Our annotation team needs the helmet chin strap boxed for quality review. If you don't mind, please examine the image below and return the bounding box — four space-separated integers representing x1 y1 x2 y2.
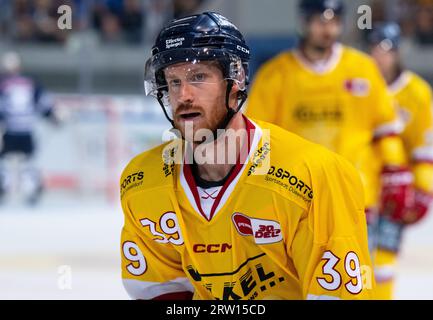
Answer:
212 80 235 140
209 80 248 141
156 80 248 142
157 91 175 128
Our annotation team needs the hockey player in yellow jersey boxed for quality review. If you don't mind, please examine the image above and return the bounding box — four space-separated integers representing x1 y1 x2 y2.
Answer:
368 22 433 300
120 12 374 300
246 0 411 257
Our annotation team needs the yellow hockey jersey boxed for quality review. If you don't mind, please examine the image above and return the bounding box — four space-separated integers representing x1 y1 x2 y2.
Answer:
120 117 375 300
246 43 407 207
389 71 433 193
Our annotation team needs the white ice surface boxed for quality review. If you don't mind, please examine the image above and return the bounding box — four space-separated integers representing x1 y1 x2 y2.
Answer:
1 195 432 300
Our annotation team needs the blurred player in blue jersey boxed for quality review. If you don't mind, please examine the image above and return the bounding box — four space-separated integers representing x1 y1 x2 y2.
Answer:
0 51 57 205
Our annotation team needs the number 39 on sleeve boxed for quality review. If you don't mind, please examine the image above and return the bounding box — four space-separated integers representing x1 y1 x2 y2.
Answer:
316 250 363 294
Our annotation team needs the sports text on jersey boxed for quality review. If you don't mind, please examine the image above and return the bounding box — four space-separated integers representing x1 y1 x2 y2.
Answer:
120 171 144 198
265 166 313 201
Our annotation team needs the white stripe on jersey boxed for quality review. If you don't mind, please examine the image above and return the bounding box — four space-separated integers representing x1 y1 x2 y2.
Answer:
293 43 343 75
374 264 396 283
373 118 405 139
307 294 341 300
413 145 433 162
388 71 411 95
122 277 194 300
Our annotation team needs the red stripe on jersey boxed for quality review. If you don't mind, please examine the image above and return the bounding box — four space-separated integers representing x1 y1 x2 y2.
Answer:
412 159 433 165
183 156 207 219
151 291 193 300
372 132 399 142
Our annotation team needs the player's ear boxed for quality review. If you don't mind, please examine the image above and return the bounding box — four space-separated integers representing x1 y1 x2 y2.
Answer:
229 81 241 102
228 82 247 111
230 81 241 93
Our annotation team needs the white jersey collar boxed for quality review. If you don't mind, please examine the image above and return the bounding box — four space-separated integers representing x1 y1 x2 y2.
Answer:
388 71 411 95
293 43 343 75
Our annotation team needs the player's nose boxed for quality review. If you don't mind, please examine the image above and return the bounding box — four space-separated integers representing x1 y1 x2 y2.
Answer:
177 82 194 104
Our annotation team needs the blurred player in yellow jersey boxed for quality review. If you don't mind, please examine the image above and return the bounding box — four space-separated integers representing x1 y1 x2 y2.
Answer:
246 0 411 258
120 12 374 300
368 22 433 299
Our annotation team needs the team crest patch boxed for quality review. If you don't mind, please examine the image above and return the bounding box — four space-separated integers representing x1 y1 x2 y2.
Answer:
232 213 283 244
344 78 370 97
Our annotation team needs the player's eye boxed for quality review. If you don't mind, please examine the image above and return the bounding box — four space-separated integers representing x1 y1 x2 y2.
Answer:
168 79 181 88
190 73 207 82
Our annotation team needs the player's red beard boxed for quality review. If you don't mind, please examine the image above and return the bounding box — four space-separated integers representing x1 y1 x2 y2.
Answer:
173 101 227 145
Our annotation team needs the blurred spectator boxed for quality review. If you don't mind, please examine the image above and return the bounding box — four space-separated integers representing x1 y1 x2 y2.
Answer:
0 0 208 45
100 12 122 43
120 0 144 44
33 0 65 43
143 0 174 43
173 0 205 18
10 0 74 43
13 0 35 41
369 0 433 45
91 1 113 36
92 0 144 44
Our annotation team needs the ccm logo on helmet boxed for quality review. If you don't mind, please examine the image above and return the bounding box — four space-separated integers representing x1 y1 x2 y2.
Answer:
237 45 250 54
193 243 232 253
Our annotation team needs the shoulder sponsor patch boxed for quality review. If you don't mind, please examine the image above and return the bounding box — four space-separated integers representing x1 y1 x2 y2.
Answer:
344 78 370 97
232 212 282 245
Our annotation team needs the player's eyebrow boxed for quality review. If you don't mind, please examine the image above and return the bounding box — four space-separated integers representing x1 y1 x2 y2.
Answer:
165 66 215 79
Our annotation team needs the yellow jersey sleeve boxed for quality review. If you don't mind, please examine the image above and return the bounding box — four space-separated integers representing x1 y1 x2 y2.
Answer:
412 86 432 153
290 151 375 299
405 75 433 157
120 161 193 300
367 60 408 167
369 63 397 129
403 75 433 192
412 162 433 193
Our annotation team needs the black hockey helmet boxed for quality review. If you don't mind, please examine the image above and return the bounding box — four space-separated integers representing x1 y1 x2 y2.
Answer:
299 0 345 18
368 22 401 51
144 12 251 127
